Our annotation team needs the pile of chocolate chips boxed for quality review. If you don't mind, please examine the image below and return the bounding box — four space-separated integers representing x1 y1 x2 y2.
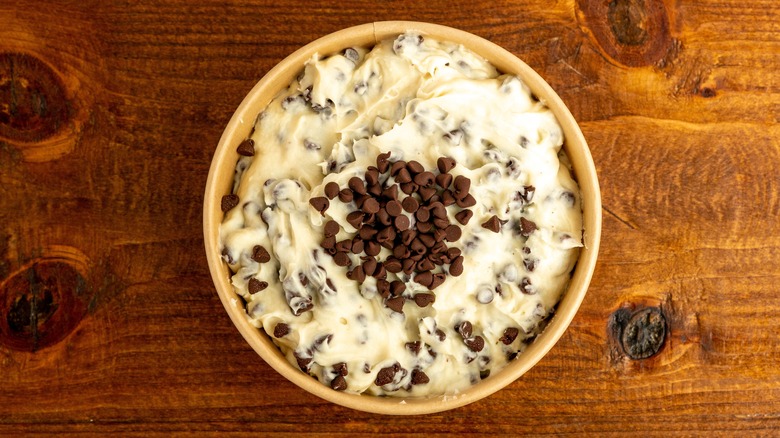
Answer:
309 153 474 314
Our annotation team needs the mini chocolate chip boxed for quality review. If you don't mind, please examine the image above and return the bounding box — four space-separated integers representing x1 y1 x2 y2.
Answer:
385 296 405 313
390 280 406 297
520 277 534 294
251 245 271 263
406 341 421 354
402 197 419 213
373 263 387 280
429 202 446 219
334 362 348 376
365 167 380 186
449 256 464 276
338 188 354 203
376 152 392 173
444 224 462 242
362 198 380 214
433 228 447 243
330 375 347 391
416 258 435 271
335 239 352 253
376 227 395 244
299 273 309 287
324 182 340 199
295 353 312 371
390 160 407 176
447 247 462 259
368 182 382 196
456 193 477 208
456 321 473 338
465 335 485 352
221 194 240 212
324 220 340 238
414 271 433 288
346 211 364 229
309 196 329 214
417 221 433 233
431 241 447 254
418 233 435 248
320 236 336 250
437 156 456 174
414 293 435 307
411 369 430 385
523 258 537 272
351 238 365 254
441 190 456 206
406 160 424 175
500 327 520 345
351 265 366 283
436 329 447 341
384 258 403 273
455 209 473 225
418 186 436 202
393 244 411 260
453 175 471 197
385 200 403 216
273 322 289 338
376 279 390 297
519 217 537 236
481 215 501 233
375 364 399 386
410 238 427 255
432 218 448 229
358 225 378 240
376 208 392 226
435 173 453 189
402 258 416 274
395 167 412 183
354 193 368 209
248 278 268 293
394 215 410 231
236 139 255 156
348 177 367 195
415 207 431 222
413 171 435 187
333 251 351 267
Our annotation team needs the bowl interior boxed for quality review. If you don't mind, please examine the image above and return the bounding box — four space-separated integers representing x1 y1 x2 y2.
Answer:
204 21 601 415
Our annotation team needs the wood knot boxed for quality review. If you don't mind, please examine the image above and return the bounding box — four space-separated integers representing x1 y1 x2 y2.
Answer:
609 306 667 360
0 258 90 351
0 53 71 143
576 0 675 67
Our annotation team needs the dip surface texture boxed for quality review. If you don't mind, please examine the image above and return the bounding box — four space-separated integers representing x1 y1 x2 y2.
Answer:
219 33 583 396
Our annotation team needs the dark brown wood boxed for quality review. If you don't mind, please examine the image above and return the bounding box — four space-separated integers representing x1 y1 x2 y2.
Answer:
1 0 779 434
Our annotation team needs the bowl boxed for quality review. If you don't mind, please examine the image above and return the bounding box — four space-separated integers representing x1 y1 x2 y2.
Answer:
204 21 601 415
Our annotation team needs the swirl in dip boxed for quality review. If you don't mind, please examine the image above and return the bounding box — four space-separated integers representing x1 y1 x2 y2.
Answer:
219 32 583 396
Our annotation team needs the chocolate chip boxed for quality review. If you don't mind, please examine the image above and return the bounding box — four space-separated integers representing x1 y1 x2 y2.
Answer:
376 227 395 245
465 335 485 352
351 238 365 254
309 196 329 214
324 220 340 238
390 280 405 297
376 151 392 173
390 160 407 176
406 160 424 175
251 245 271 263
418 186 436 202
362 257 377 276
515 185 535 204
406 341 421 354
455 209 473 225
361 197 379 214
401 196 419 213
346 211 364 229
414 271 433 288
452 175 471 198
350 265 366 283
437 157 456 174
414 293 435 307
333 251 350 267
330 375 347 391
333 362 348 376
324 182 340 199
449 256 464 276
358 225 378 240
273 322 289 338
335 239 352 253
375 364 399 386
365 240 381 256
432 217 450 229
523 258 537 272
481 215 501 233
295 353 312 371
416 258 435 271
365 167 380 187
413 171 435 187
500 327 520 345
444 224 462 242
385 296 405 313
435 329 446 341
456 193 476 208
394 215 410 231
236 138 255 156
399 182 417 195
338 188 354 203
221 194 239 212
385 200 403 217
411 369 430 385
348 177 367 195
320 236 336 250
435 173 453 189
381 184 399 201
519 217 537 236
394 167 412 183
248 278 268 293
415 207 431 222
440 190 456 206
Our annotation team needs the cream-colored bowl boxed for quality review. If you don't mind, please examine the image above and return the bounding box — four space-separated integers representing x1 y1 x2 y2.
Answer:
204 21 601 415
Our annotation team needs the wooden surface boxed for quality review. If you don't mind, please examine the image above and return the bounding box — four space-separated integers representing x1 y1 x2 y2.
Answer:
1 0 779 435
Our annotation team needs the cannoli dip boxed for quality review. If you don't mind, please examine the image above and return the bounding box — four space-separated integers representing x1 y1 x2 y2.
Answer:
219 32 583 397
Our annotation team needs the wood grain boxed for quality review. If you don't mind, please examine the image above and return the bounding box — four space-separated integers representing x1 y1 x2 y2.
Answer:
1 0 779 435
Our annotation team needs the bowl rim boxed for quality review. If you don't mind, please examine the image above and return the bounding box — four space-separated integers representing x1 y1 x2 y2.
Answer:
204 20 602 415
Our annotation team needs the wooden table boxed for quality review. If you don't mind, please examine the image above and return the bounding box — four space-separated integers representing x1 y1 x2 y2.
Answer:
2 0 779 435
